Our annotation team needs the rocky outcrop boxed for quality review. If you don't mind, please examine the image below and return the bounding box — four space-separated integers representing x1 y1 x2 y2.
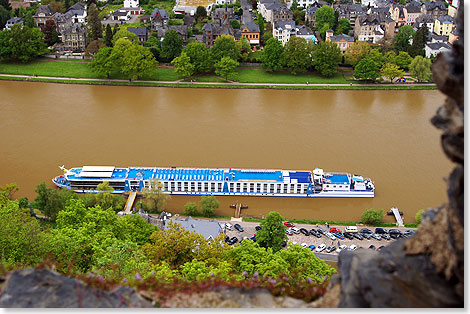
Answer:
0 268 153 308
326 1 464 308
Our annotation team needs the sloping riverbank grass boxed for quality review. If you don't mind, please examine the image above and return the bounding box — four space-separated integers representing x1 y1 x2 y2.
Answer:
242 217 418 228
231 69 350 84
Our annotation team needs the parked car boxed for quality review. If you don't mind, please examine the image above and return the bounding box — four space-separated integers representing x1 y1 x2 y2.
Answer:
348 244 357 251
375 227 388 234
361 228 373 234
308 244 316 251
336 245 347 253
291 227 300 234
389 229 402 235
371 233 382 240
225 223 233 230
234 224 244 232
369 245 376 250
345 226 358 233
300 228 310 236
315 244 326 252
353 233 364 240
362 233 372 240
286 228 293 236
228 237 238 245
344 232 354 240
310 229 318 236
326 232 336 240
301 243 308 248
326 245 336 253
389 229 402 239
334 232 345 240
224 235 230 243
317 227 327 235
329 227 341 233
255 225 261 231
381 233 391 240
403 229 416 237
284 221 295 227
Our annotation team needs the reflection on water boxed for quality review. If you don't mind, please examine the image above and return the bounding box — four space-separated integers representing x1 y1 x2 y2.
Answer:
0 81 453 222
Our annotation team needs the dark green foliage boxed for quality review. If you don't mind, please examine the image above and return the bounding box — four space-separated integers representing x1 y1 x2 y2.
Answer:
34 182 78 221
0 5 9 29
0 0 11 11
360 208 384 225
194 6 207 23
354 58 380 81
104 24 113 47
314 5 335 33
200 195 220 217
284 36 311 75
256 211 287 252
408 26 428 58
230 19 240 29
312 41 341 77
394 51 413 70
415 209 425 223
160 29 184 61
211 35 240 62
261 37 285 72
394 25 415 52
335 18 351 35
183 202 199 216
182 41 212 73
7 24 47 62
87 3 102 41
18 197 29 209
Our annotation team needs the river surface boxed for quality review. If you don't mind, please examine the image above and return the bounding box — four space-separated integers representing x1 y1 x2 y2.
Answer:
0 81 453 222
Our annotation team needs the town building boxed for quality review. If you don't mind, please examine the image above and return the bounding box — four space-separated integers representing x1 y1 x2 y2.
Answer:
210 7 235 25
272 20 296 46
166 216 223 240
295 25 317 43
305 2 323 28
111 10 131 21
258 0 292 23
67 2 87 24
127 26 149 44
33 4 55 28
334 4 366 28
414 14 434 34
421 1 447 19
425 41 451 58
150 8 169 31
447 0 459 18
57 24 87 52
326 30 354 53
434 15 455 36
354 14 394 43
241 21 260 45
4 17 23 30
448 28 459 45
427 32 447 43
202 21 239 47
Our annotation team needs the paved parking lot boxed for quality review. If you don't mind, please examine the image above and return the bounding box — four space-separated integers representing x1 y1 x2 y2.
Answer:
220 219 415 255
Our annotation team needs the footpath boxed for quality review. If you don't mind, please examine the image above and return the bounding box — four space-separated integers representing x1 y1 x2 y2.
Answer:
0 73 436 89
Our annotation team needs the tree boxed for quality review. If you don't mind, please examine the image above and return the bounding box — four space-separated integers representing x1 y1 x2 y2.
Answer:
171 51 195 79
256 211 287 252
160 29 184 61
354 58 380 81
0 29 11 60
214 56 239 81
24 11 34 28
0 5 9 30
200 195 220 217
369 48 384 67
104 24 113 47
141 178 170 212
394 51 413 70
394 25 415 52
312 40 341 77
183 202 198 216
0 183 19 200
95 181 114 210
84 39 106 57
335 18 351 35
182 41 212 73
314 5 335 33
194 6 207 24
231 19 240 29
9 24 47 62
115 39 158 80
0 0 11 11
409 55 432 82
408 26 428 58
87 3 102 41
345 40 371 67
48 1 65 13
284 36 310 75
112 29 139 45
415 209 425 223
384 50 396 65
360 208 384 225
380 62 404 82
261 37 285 72
42 20 60 46
144 34 161 60
34 182 77 221
89 46 114 78
211 35 240 62
256 13 265 41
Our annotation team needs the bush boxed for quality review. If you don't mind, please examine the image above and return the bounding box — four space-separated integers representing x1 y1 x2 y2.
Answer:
415 209 425 223
184 202 199 216
200 195 219 217
360 208 384 225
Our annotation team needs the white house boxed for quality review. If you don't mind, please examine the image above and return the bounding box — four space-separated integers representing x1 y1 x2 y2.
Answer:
273 20 296 45
425 42 451 58
124 0 139 8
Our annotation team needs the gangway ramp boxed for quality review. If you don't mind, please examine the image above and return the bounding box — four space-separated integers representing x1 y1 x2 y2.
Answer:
391 207 404 227
124 191 137 214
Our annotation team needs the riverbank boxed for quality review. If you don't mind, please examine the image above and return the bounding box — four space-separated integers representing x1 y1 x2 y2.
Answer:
0 74 437 90
0 60 437 90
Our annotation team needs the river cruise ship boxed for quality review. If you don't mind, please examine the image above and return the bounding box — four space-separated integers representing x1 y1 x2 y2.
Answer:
52 166 375 198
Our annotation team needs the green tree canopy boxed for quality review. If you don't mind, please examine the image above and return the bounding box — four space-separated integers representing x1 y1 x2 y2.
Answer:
104 24 113 47
0 5 10 30
408 26 428 58
89 46 115 78
183 201 199 216
112 29 139 45
95 181 115 211
141 178 170 212
115 39 158 80
312 40 341 77
354 58 380 81
87 3 102 41
369 48 384 67
261 37 285 72
211 35 240 62
360 208 384 225
182 41 213 73
214 55 239 81
200 195 220 217
394 25 415 52
231 19 240 29
335 18 351 35
34 182 77 221
394 51 413 70
256 211 287 252
314 5 335 33
194 6 207 23
380 62 404 82
415 209 425 223
409 55 432 82
161 29 184 61
8 24 47 62
284 36 311 75
171 51 195 79
345 40 371 67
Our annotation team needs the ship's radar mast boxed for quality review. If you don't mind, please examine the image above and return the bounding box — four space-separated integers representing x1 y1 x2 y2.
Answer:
59 165 70 173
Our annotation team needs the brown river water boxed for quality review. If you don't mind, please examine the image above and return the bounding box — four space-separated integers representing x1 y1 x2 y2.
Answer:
0 81 453 222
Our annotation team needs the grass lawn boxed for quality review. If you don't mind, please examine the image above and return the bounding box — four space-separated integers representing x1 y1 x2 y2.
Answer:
230 68 351 84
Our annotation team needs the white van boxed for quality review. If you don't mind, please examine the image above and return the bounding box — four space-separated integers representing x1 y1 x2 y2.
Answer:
345 226 358 233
